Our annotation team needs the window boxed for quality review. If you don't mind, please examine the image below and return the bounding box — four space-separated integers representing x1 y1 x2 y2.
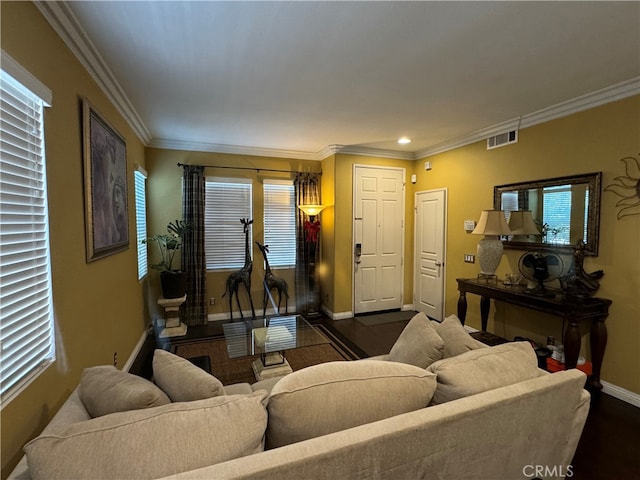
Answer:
542 185 571 244
500 191 519 223
263 180 296 267
205 179 252 270
134 166 148 279
1 61 54 404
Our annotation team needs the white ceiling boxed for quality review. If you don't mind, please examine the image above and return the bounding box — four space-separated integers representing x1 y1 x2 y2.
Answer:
46 1 640 160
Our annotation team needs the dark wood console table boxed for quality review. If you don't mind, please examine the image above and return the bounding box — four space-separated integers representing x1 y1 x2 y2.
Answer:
456 278 611 391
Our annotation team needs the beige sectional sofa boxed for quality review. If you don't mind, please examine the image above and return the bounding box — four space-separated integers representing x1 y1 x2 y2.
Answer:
9 314 590 480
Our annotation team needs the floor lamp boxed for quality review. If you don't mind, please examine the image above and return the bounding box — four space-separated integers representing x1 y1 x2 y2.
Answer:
298 204 326 316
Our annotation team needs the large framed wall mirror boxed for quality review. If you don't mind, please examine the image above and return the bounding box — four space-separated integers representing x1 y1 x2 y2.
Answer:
494 172 602 256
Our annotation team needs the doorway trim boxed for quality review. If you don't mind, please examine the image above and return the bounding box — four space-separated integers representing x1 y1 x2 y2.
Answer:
352 164 406 315
413 188 448 321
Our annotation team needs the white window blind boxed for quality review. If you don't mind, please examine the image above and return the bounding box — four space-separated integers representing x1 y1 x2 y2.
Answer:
263 180 296 267
134 167 148 280
205 179 252 270
1 68 55 404
543 185 571 244
500 191 519 223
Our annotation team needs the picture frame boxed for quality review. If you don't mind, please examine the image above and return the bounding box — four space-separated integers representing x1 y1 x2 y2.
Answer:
82 97 129 262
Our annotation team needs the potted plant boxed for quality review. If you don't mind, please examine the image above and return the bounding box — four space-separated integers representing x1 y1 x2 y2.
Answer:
143 220 191 299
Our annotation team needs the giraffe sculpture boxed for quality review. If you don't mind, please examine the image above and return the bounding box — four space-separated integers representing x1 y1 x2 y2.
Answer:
256 241 289 317
222 218 256 320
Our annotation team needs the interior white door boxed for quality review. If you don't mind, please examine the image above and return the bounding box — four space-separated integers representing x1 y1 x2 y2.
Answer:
414 189 446 321
354 166 404 314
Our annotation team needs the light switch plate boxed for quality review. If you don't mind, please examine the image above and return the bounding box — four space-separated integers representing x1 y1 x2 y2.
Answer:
464 220 476 232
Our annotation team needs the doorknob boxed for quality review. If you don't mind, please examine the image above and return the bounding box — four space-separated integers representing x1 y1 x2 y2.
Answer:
435 261 443 277
354 243 362 264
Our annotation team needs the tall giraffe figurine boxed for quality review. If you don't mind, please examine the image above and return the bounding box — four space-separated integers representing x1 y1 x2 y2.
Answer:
256 242 289 317
222 218 256 320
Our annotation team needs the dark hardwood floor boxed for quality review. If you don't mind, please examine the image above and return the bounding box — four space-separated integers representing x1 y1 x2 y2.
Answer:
319 314 640 480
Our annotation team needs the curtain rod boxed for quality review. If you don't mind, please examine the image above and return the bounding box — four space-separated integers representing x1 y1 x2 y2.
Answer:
177 163 321 175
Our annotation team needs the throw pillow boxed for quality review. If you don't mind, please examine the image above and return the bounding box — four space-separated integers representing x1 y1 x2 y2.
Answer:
78 365 170 418
426 341 546 404
388 312 445 368
432 314 488 358
24 391 268 480
152 349 225 402
266 360 436 448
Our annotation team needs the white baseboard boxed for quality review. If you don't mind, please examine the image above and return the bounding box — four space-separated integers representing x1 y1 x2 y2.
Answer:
321 305 353 320
601 381 640 408
324 305 414 320
123 328 149 372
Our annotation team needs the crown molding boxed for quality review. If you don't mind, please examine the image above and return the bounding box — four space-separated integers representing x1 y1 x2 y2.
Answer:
167 76 638 161
34 1 151 144
36 1 638 162
417 77 640 159
329 144 416 161
148 138 328 161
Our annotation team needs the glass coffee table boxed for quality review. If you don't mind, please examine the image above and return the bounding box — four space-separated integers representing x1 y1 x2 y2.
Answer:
222 315 329 380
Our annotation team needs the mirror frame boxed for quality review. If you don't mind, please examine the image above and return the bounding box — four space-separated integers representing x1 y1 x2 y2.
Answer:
494 172 602 256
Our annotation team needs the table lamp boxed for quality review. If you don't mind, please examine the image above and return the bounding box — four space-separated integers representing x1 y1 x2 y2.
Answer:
471 210 512 277
507 210 540 240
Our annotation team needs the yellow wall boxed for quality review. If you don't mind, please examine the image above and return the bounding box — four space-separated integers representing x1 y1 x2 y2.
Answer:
322 155 416 315
144 148 321 320
1 3 148 478
2 3 638 478
416 96 640 393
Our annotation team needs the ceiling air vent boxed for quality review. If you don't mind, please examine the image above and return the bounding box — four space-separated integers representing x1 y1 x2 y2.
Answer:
487 130 518 150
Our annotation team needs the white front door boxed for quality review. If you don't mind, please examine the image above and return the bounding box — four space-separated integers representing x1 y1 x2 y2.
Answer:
414 189 447 321
354 166 405 314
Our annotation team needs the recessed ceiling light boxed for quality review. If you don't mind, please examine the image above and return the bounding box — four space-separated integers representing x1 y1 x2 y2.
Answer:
397 137 411 145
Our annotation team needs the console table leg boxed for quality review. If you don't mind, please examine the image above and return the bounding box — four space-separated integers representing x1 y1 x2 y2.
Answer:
480 296 490 332
589 317 608 390
457 292 467 325
563 320 581 370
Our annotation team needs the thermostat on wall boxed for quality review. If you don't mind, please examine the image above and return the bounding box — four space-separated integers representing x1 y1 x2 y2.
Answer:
464 220 476 232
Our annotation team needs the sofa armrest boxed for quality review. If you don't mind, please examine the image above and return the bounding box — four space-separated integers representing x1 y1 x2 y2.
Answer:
7 456 30 480
8 388 90 480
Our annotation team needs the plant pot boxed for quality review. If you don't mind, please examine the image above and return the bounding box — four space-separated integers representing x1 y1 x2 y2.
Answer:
160 270 187 299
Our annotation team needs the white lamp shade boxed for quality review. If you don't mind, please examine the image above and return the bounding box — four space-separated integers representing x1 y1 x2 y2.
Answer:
508 211 540 235
298 204 326 216
471 210 512 236
472 210 510 276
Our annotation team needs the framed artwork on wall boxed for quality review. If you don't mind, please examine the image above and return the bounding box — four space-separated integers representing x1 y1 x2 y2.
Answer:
82 97 129 262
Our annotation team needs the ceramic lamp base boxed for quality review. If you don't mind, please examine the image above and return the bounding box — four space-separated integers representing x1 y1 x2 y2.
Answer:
477 236 504 276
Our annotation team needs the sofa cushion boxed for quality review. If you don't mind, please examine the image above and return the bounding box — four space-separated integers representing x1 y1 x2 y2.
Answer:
388 312 445 368
152 349 225 402
432 314 488 358
24 391 268 480
266 360 436 448
427 341 545 404
78 365 170 418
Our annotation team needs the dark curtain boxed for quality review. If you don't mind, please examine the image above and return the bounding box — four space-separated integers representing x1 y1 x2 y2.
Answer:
181 165 207 326
294 173 321 316
518 190 529 211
